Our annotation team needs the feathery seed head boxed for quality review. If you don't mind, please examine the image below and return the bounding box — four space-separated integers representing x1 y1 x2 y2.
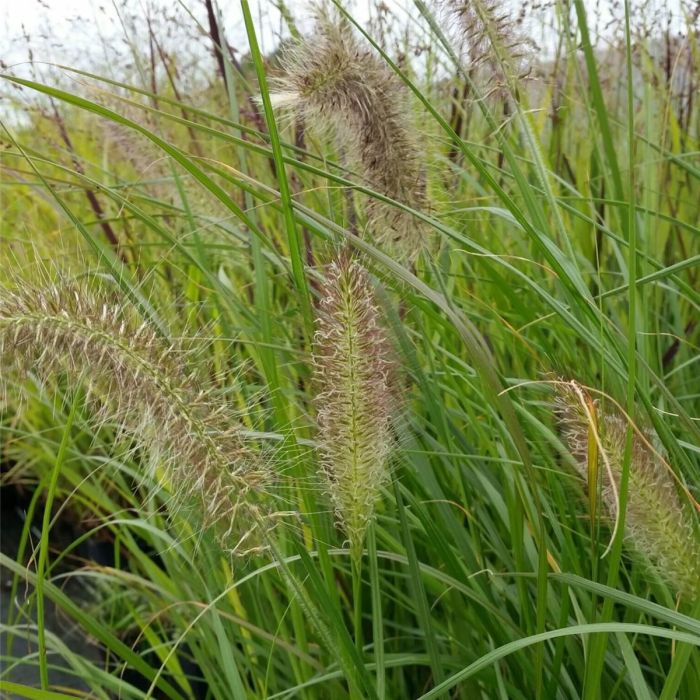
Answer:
555 380 700 601
270 11 428 261
313 256 395 561
0 278 276 556
440 1 534 87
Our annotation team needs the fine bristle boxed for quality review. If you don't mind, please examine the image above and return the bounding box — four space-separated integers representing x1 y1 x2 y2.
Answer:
0 278 276 556
312 256 395 560
440 0 534 79
269 10 429 261
555 380 700 601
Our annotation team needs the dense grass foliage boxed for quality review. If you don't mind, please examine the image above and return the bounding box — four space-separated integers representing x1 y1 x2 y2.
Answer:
1 1 699 698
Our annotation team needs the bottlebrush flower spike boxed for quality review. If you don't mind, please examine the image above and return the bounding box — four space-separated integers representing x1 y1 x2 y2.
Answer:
555 380 700 601
313 256 395 561
269 11 428 261
0 277 276 556
440 0 533 82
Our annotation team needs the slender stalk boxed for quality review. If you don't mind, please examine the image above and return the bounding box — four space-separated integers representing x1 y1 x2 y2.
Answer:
240 0 313 335
367 524 385 698
583 1 638 694
36 394 78 690
351 555 364 653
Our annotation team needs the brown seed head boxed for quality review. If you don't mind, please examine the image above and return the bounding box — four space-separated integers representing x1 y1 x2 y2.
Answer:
270 11 428 261
0 278 276 555
555 380 700 601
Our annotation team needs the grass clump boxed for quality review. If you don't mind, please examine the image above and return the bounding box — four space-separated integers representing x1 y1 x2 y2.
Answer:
0 0 699 697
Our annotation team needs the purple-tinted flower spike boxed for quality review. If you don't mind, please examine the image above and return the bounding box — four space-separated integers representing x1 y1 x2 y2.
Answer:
269 11 428 261
556 380 700 601
313 256 395 561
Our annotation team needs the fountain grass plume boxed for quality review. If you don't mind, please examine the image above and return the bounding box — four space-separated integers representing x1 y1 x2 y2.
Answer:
0 277 276 556
269 9 428 261
440 0 534 88
313 254 395 562
555 380 700 601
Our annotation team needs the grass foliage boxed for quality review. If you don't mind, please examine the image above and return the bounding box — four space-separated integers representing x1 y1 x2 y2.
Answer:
1 0 699 697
